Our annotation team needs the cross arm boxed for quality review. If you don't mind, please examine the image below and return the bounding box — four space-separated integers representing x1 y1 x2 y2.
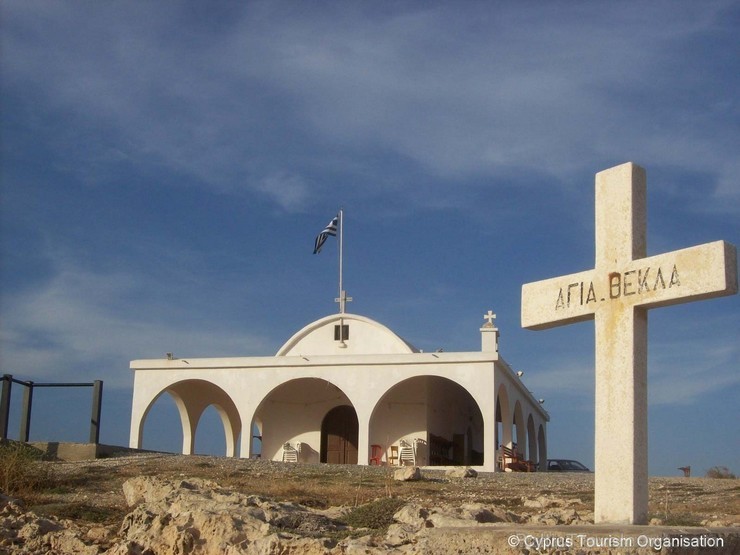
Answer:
521 269 598 330
630 240 737 310
521 240 737 331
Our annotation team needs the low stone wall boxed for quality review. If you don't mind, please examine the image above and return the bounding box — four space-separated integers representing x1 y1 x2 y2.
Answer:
29 442 161 461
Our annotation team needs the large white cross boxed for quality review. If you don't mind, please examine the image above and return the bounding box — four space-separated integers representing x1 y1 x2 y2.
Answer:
521 162 737 524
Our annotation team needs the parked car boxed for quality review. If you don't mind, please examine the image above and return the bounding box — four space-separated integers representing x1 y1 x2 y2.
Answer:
547 459 591 472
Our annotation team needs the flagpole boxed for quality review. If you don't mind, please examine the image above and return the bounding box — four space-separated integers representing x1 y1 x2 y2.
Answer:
337 209 348 347
338 208 343 314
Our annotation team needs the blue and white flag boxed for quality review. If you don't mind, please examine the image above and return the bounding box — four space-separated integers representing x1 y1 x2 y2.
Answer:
313 215 338 254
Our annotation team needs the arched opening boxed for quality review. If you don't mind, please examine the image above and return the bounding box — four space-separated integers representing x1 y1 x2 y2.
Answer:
513 401 525 454
140 390 183 454
138 380 241 457
496 384 512 450
251 417 263 459
527 414 538 464
538 423 547 471
194 405 227 456
320 405 359 464
370 376 484 466
252 377 353 463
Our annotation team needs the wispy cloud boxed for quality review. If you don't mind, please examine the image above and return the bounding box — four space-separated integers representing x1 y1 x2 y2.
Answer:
0 252 271 389
3 1 738 212
519 318 740 409
649 335 740 406
524 361 594 412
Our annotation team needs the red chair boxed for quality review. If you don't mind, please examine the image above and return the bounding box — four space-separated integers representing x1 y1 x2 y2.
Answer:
370 444 383 465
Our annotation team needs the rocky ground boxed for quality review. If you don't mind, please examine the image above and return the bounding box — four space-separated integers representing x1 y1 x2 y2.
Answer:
1 452 738 554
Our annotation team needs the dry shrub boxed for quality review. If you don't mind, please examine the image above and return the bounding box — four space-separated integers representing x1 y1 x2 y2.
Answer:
705 466 736 479
342 497 405 531
0 441 48 496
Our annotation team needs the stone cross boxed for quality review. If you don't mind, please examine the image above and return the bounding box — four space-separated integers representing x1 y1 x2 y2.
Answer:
483 310 496 326
521 162 737 524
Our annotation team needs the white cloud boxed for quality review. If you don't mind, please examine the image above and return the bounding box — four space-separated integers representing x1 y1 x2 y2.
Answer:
524 361 595 412
519 326 740 409
255 172 311 213
0 257 271 389
3 1 738 212
649 339 740 406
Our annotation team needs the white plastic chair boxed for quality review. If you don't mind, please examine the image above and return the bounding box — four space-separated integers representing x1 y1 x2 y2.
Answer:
282 442 299 463
399 439 416 466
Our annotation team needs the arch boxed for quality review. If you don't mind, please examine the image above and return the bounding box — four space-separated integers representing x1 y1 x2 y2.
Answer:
194 405 228 455
369 375 484 466
251 416 263 459
513 400 525 453
252 377 355 463
321 405 359 464
496 384 512 452
138 389 183 454
527 414 537 464
538 423 547 472
136 379 241 457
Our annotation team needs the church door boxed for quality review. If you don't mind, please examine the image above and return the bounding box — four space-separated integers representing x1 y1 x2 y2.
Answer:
320 405 358 464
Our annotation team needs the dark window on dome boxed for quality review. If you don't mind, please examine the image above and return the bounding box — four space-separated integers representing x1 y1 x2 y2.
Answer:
334 324 349 341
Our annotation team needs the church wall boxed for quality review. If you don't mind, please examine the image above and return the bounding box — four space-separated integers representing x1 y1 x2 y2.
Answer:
368 377 428 465
427 378 485 464
427 378 473 439
259 401 325 463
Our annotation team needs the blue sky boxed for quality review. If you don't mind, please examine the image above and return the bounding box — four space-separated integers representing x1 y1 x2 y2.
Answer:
1 1 738 476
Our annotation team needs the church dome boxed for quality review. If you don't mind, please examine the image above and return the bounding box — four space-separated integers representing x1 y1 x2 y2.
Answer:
276 313 419 356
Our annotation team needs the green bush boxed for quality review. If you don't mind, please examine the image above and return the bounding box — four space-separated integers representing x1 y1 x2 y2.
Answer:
342 497 405 531
705 466 736 479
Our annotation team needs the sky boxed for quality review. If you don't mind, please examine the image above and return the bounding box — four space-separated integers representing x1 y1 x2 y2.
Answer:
1 1 738 477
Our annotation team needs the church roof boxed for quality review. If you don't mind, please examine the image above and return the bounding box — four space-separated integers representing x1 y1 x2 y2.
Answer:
276 313 420 356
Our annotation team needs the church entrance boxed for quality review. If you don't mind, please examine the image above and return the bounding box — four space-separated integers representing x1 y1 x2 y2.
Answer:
321 405 358 464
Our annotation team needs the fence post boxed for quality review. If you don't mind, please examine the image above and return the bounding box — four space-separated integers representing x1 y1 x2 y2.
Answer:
20 382 34 442
0 375 12 440
89 380 103 444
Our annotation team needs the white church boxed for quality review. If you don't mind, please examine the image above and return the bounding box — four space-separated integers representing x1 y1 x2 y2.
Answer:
128 309 549 472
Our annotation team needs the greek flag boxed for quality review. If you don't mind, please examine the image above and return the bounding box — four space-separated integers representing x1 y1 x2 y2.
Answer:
313 215 338 254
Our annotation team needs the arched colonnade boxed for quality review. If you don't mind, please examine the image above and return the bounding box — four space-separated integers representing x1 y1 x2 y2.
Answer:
131 367 547 471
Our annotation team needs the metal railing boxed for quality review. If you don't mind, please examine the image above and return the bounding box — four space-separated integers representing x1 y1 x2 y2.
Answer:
0 374 103 444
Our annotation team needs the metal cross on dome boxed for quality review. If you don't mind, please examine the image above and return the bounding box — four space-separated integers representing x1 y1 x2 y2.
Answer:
335 290 353 314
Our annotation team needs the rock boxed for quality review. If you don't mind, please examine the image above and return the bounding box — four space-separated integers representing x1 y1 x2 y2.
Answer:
385 523 419 546
424 503 518 528
702 518 738 527
251 533 338 554
340 534 389 554
444 467 477 479
522 495 569 509
114 476 364 554
528 507 586 525
394 466 421 481
460 503 519 523
393 504 429 529
0 495 98 555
